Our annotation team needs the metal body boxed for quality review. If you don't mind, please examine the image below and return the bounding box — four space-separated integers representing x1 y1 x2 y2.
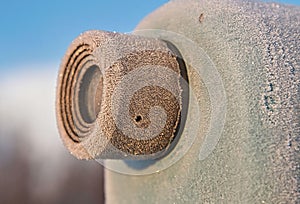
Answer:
105 0 300 203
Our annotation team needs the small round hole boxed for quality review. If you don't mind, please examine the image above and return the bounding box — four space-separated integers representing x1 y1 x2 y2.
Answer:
135 115 142 122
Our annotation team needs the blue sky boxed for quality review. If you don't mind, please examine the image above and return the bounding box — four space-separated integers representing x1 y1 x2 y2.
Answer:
0 0 169 70
0 0 299 71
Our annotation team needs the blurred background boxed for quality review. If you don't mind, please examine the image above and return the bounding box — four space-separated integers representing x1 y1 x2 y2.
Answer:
0 0 298 203
0 0 168 203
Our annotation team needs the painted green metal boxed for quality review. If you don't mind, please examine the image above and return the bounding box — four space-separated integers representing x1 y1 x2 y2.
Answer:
105 0 300 203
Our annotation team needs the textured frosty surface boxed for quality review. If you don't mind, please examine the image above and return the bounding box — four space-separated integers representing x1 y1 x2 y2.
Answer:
106 0 300 203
